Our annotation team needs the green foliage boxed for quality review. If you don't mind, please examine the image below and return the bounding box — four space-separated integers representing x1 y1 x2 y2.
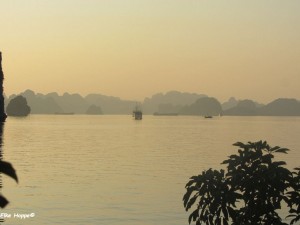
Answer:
183 141 300 225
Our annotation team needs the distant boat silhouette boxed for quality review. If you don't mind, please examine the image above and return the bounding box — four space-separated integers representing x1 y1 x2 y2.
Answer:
153 112 178 116
132 103 142 120
55 112 74 115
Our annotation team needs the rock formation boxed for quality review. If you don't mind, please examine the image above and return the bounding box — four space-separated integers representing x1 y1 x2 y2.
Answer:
0 52 7 121
6 95 31 117
86 104 103 115
179 97 222 116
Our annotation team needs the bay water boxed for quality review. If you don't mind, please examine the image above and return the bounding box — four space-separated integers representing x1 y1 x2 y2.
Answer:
1 115 300 224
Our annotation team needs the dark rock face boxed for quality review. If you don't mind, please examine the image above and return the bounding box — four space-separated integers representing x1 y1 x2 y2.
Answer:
222 97 238 111
180 97 222 116
86 104 103 115
0 52 7 121
142 91 207 114
6 95 31 117
223 98 300 116
223 99 258 116
258 98 300 116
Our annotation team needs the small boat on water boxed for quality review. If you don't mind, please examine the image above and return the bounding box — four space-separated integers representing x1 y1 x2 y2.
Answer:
55 112 75 115
153 112 178 116
133 104 142 120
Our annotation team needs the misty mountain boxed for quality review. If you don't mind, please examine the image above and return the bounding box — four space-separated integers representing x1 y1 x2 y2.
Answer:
6 89 136 115
180 97 222 116
86 104 103 115
56 92 89 114
223 98 300 116
85 94 136 114
223 99 258 116
156 103 182 114
7 90 63 114
258 98 300 116
222 97 264 111
143 91 207 114
222 97 238 111
5 90 208 115
4 90 300 116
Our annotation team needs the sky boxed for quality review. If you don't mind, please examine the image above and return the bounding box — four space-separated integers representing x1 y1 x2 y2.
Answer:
1 0 300 103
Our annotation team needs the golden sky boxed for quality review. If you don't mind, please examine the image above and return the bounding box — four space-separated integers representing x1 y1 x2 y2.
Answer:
1 0 299 103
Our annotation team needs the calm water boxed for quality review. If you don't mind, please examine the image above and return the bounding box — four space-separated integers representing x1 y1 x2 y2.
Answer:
1 115 300 224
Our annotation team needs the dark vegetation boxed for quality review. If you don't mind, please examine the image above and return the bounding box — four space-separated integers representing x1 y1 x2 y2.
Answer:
0 52 18 208
183 141 300 225
0 142 18 208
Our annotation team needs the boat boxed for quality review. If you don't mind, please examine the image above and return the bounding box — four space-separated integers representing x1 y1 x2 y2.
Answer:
132 104 142 120
55 112 75 115
153 112 178 116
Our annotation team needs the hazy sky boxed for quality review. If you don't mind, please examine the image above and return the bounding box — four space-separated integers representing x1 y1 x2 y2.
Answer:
1 0 299 103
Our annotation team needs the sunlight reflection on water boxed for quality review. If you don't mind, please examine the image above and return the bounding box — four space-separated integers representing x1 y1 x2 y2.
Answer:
1 115 300 224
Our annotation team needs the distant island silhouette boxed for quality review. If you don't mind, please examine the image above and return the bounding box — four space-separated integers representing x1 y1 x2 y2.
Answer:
6 95 31 117
4 89 300 116
86 104 103 115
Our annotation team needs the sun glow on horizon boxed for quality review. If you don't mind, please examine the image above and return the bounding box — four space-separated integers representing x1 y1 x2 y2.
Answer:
1 0 300 103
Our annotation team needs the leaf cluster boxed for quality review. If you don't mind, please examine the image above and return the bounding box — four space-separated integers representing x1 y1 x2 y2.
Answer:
286 168 300 225
0 161 18 208
183 141 300 225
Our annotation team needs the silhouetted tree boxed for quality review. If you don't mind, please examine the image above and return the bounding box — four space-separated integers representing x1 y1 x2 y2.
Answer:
0 122 18 208
183 141 300 225
287 167 300 224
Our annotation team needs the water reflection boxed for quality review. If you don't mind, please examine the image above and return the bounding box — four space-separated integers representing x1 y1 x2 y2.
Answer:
2 115 300 225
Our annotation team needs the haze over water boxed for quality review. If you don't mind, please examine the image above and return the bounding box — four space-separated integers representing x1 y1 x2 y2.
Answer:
2 115 300 224
1 1 300 224
1 1 300 103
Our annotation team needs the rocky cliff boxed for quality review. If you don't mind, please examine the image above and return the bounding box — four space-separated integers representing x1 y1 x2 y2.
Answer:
0 52 7 121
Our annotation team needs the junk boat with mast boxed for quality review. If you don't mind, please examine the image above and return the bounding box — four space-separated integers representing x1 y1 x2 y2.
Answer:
132 103 142 120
